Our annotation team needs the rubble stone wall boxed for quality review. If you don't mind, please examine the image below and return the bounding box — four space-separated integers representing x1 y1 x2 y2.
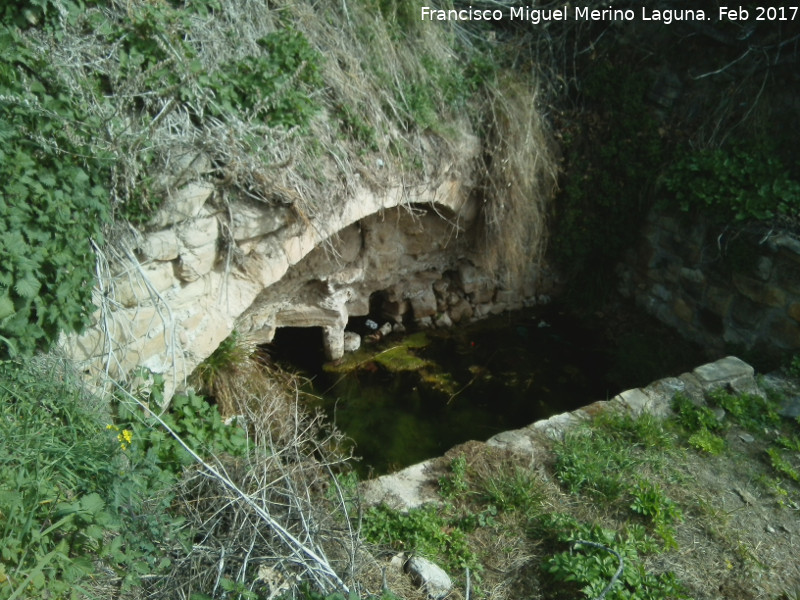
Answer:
619 211 800 361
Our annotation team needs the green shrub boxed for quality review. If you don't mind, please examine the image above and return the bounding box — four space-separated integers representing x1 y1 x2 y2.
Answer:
706 388 780 434
687 429 726 455
671 392 725 434
211 29 323 130
539 515 689 600
0 27 110 358
554 412 673 501
362 504 478 572
663 144 800 222
438 454 468 499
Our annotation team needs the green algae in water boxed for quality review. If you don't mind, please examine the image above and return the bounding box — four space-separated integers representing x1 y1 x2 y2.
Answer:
324 332 431 374
287 304 710 477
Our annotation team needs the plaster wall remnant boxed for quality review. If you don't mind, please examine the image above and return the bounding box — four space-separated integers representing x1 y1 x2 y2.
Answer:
64 137 556 401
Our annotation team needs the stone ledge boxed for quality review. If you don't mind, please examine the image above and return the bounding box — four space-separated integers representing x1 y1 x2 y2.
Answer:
363 356 760 511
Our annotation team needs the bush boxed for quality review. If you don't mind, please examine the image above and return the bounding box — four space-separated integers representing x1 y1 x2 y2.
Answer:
0 27 109 358
663 144 800 222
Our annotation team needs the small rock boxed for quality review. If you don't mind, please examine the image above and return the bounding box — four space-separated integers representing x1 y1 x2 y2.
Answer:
343 331 361 353
393 323 406 334
739 433 755 443
712 408 726 422
434 312 453 328
389 553 406 573
406 556 452 600
365 319 379 331
733 486 758 506
378 322 393 337
766 524 776 534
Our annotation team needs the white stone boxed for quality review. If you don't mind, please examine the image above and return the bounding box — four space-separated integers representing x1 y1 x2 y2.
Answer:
343 331 361 353
323 326 345 361
409 286 437 318
153 181 215 227
693 356 755 391
231 201 291 240
434 312 453 328
177 215 218 249
113 261 177 307
407 556 452 600
178 242 217 282
139 230 180 261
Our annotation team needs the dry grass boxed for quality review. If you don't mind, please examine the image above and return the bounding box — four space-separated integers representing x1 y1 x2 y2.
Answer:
476 74 559 286
138 360 366 598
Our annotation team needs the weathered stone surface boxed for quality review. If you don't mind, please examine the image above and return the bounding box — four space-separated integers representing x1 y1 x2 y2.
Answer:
409 286 437 318
614 388 651 416
406 556 452 600
732 273 786 308
434 312 453 328
693 356 755 394
469 285 495 305
755 256 773 281
704 285 733 317
361 459 439 509
449 297 474 323
788 302 800 323
177 215 218 249
773 234 800 260
673 297 694 323
156 150 212 189
153 181 215 227
679 267 705 285
458 262 488 294
343 331 361 353
139 230 180 261
323 326 344 361
178 242 217 282
769 318 800 350
231 201 292 240
487 428 535 454
114 261 177 307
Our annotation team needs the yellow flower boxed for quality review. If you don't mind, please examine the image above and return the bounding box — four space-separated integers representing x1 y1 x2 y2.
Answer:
122 429 133 444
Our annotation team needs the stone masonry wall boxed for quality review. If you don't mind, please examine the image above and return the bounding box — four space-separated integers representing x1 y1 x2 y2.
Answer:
63 138 555 401
619 211 800 361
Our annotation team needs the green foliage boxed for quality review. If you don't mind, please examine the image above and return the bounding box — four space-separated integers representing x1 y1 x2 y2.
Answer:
767 447 800 482
671 393 720 433
0 359 188 597
481 467 544 517
538 515 689 600
0 27 110 357
118 373 249 473
687 429 726 455
211 29 323 129
706 388 780 434
0 360 117 597
554 412 673 501
362 504 478 572
191 331 251 394
438 454 468 499
663 144 800 222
